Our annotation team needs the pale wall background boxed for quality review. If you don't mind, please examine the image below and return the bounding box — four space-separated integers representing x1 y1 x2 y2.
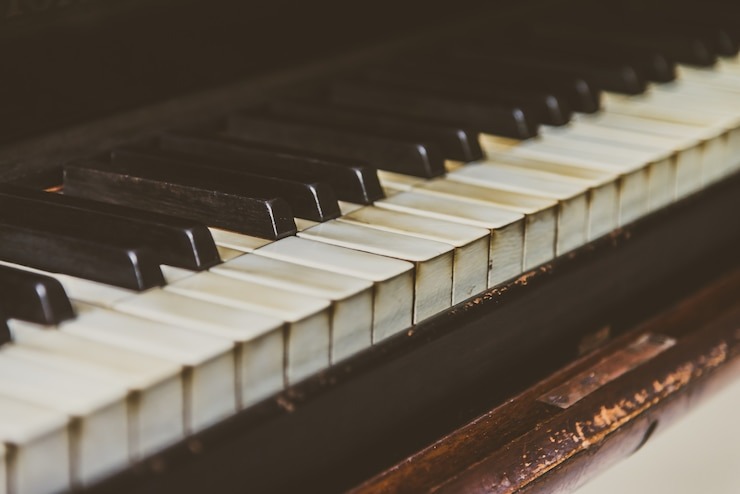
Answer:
575 376 740 494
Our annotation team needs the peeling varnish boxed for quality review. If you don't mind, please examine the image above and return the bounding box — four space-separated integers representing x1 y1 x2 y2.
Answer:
452 265 554 315
503 341 730 493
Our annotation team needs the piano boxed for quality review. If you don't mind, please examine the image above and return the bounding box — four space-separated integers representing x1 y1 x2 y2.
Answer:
0 0 739 492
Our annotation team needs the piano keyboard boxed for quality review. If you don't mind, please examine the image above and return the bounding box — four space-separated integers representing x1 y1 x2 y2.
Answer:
2 6 740 492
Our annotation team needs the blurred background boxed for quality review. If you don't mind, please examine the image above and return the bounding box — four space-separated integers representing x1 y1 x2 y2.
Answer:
577 377 740 493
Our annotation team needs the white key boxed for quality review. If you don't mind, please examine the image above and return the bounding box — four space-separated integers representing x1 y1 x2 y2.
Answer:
484 132 673 223
337 200 364 215
601 95 734 183
0 351 128 486
212 254 373 363
577 112 726 197
208 228 272 253
376 170 426 191
470 154 619 245
338 206 489 304
542 119 704 200
410 179 558 269
538 133 676 212
482 142 648 232
447 163 592 254
651 81 740 175
298 221 454 322
0 394 69 494
7 324 184 458
114 290 284 408
166 272 330 383
294 218 319 231
57 303 235 433
254 237 414 342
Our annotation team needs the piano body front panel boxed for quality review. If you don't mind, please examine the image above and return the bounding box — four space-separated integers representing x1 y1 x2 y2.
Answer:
0 0 739 493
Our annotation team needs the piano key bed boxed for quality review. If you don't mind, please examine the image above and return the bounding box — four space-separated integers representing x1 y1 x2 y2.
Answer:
1 3 740 492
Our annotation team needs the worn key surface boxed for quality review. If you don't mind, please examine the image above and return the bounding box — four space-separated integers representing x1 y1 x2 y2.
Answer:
112 148 340 222
268 100 484 162
460 46 649 95
407 54 602 114
362 68 572 126
0 220 164 291
0 185 221 271
517 31 678 82
227 112 447 178
159 132 384 204
63 159 297 239
330 80 540 139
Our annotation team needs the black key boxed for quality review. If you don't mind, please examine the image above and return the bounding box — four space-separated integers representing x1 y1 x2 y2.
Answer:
267 100 485 161
0 185 220 271
362 68 572 126
517 31 677 82
0 317 9 347
227 113 447 178
0 265 75 325
578 8 738 57
158 132 384 204
530 23 718 67
0 221 164 291
387 54 601 113
63 159 297 240
112 148 340 222
646 4 740 51
461 44 648 95
329 81 539 139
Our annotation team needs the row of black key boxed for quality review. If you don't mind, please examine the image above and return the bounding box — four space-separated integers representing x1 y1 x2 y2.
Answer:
1 0 737 329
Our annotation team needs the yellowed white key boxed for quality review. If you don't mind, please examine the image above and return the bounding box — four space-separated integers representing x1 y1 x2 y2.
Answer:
0 394 70 494
601 95 736 183
537 133 676 212
298 221 454 322
484 131 675 216
375 191 524 287
0 351 128 487
650 82 740 175
447 162 595 254
212 254 373 363
409 179 557 269
167 272 330 384
57 303 235 433
472 153 619 245
678 65 740 88
254 237 414 342
208 227 272 253
576 112 725 197
338 206 489 304
7 324 184 459
114 290 284 408
480 143 647 232
376 170 427 192
541 119 703 200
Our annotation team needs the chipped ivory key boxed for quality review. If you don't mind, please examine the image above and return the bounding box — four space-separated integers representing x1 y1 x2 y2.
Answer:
166 271 331 384
338 206 489 304
212 254 373 363
254 236 414 342
298 220 454 322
